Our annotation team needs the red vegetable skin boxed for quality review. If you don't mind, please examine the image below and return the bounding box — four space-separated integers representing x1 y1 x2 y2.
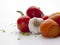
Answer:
17 16 30 32
17 11 30 32
26 6 44 18
42 16 49 20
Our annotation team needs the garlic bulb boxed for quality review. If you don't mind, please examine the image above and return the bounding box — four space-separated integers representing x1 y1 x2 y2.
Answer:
28 17 44 34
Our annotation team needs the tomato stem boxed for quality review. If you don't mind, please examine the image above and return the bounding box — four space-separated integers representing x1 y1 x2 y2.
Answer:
16 11 24 16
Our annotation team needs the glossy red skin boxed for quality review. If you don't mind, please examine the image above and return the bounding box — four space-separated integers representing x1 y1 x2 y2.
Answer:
17 16 30 32
26 6 43 18
42 16 49 20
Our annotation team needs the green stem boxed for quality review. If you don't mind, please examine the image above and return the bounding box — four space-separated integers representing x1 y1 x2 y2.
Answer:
16 11 24 16
39 7 40 9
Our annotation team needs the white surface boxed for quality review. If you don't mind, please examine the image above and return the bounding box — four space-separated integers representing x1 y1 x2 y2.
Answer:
0 0 60 45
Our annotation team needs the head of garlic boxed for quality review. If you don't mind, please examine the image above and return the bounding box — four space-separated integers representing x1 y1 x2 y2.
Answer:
28 17 44 34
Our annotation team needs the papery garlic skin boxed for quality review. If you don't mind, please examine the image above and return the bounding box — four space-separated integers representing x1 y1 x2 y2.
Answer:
28 17 44 34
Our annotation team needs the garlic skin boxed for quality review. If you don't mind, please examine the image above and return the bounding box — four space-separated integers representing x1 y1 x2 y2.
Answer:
28 17 44 34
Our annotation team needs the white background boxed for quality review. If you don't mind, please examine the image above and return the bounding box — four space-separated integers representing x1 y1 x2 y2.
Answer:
0 0 60 45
